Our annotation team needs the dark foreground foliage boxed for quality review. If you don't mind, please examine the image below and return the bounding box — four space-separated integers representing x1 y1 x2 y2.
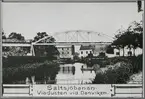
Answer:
93 54 142 84
3 61 59 84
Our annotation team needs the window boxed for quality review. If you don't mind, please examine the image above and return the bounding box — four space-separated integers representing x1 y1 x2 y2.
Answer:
67 48 69 50
67 52 69 54
62 52 64 54
62 48 64 50
81 51 83 54
128 51 132 56
90 51 92 53
116 52 119 55
86 51 88 54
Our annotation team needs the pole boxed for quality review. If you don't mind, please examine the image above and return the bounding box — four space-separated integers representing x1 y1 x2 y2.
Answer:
32 44 35 56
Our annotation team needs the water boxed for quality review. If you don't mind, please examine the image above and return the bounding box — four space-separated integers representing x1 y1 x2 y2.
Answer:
28 62 96 84
4 62 96 84
56 63 96 84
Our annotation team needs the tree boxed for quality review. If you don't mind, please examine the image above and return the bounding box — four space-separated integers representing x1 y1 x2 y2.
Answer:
112 32 126 56
106 45 114 54
73 52 80 61
33 32 48 42
33 32 55 43
2 32 6 39
3 32 26 56
138 33 143 48
112 21 143 56
33 32 59 57
131 21 143 49
118 34 127 56
127 21 143 55
113 30 139 56
87 51 93 58
131 33 139 56
112 28 127 56
8 32 25 40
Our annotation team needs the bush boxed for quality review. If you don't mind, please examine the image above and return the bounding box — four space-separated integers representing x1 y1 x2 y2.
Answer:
132 54 143 73
3 56 57 68
93 55 143 84
93 61 133 84
92 72 106 84
3 60 59 84
108 56 131 65
106 45 114 54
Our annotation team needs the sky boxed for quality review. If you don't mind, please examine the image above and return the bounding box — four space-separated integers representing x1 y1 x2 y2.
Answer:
2 2 143 41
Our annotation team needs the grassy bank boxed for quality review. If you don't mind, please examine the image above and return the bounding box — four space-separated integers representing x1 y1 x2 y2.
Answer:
3 60 59 84
3 56 57 68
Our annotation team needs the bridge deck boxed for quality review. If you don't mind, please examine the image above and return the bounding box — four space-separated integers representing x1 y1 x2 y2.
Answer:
2 42 112 46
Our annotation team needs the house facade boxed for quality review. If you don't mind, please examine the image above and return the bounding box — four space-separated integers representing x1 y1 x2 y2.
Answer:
79 45 94 58
114 47 142 56
106 46 142 57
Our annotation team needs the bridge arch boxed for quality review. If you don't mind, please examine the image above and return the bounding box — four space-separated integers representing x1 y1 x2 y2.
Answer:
33 30 114 44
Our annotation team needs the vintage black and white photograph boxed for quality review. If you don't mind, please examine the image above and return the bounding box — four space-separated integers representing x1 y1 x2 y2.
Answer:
1 0 144 97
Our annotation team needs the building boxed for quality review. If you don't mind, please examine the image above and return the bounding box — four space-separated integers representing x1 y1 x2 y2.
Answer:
79 44 143 58
79 44 109 58
56 45 73 59
79 45 94 58
113 47 142 56
106 46 143 57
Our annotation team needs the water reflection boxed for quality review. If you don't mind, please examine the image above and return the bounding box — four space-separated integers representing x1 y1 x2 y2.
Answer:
4 62 96 84
56 63 96 84
60 66 75 75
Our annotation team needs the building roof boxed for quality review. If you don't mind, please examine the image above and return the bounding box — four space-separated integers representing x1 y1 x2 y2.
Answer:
80 45 94 50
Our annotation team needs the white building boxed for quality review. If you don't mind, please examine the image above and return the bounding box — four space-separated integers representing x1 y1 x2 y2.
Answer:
56 45 73 59
79 45 94 58
106 46 142 57
78 44 143 58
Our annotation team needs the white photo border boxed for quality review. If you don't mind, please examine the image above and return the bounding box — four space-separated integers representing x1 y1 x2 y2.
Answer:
0 0 144 98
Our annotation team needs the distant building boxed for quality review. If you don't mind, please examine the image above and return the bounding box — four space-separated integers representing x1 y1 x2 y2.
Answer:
106 46 142 57
56 45 73 59
78 44 143 58
79 44 109 58
114 47 142 56
79 45 94 58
